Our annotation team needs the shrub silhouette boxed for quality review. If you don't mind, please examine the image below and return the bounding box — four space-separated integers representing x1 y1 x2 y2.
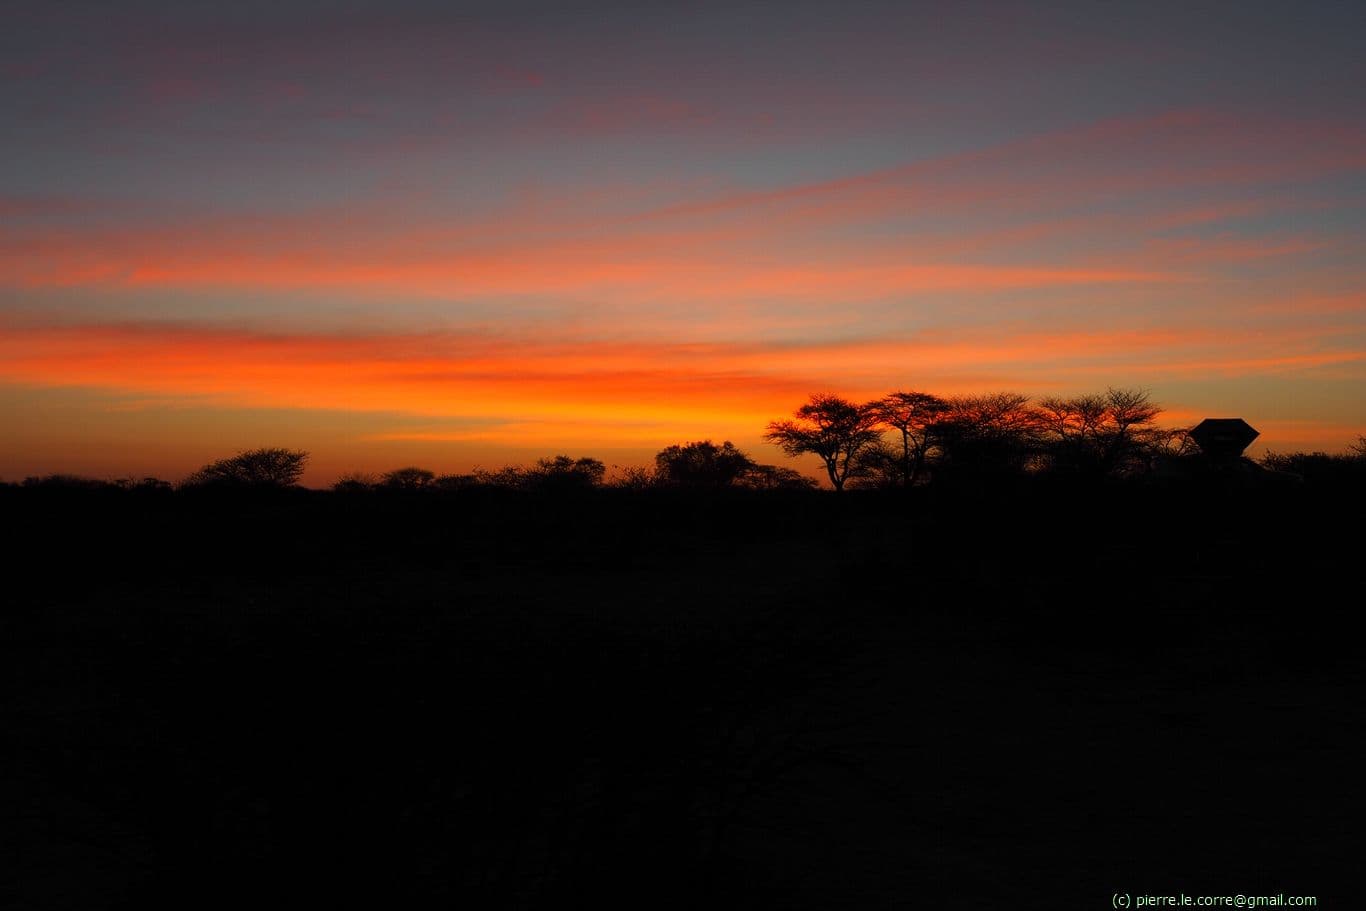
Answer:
433 473 480 491
528 455 606 491
22 474 114 490
113 476 173 491
735 463 817 490
651 440 818 491
1261 449 1366 485
609 464 658 490
332 471 378 492
654 440 757 488
476 455 606 492
182 447 308 488
382 467 437 490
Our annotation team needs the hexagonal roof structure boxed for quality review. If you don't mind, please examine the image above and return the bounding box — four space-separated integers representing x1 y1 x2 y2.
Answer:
1189 418 1259 459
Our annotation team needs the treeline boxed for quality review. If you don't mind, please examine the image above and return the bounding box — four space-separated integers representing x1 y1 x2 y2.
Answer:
333 445 816 494
765 388 1181 490
8 387 1366 493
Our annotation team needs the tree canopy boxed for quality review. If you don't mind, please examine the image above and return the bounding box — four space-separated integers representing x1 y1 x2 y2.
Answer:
764 394 883 492
182 447 309 489
1036 388 1167 477
867 391 949 487
654 440 756 487
382 467 438 490
476 455 606 492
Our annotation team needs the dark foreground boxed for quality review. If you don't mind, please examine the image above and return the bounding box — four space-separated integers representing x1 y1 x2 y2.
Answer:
4 480 1362 909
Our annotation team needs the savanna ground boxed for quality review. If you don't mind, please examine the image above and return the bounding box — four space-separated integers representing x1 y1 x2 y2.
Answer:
4 478 1361 909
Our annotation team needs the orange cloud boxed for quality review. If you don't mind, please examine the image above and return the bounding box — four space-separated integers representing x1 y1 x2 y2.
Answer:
1 218 1174 301
2 320 1359 421
5 109 1359 311
3 318 1362 481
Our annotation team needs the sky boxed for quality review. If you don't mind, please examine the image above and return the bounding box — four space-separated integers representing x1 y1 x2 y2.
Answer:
3 0 1364 484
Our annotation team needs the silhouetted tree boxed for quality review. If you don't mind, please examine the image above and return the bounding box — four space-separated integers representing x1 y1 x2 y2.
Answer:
382 466 437 490
433 473 479 491
333 471 378 492
735 464 818 491
844 440 906 490
605 465 655 490
527 455 605 492
182 447 309 488
654 440 757 488
22 474 111 490
1100 387 1167 472
930 393 1042 479
868 391 949 486
113 476 173 492
1352 436 1366 460
1153 427 1200 458
1037 388 1166 477
472 465 528 488
1261 448 1366 484
764 394 883 491
478 455 606 492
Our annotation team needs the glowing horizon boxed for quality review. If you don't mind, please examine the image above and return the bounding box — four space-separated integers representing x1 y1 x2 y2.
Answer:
3 2 1364 484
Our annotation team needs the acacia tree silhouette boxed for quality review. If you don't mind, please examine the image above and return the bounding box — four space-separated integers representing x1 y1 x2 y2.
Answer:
764 394 882 492
930 393 1042 479
182 447 309 488
868 391 949 487
1036 388 1166 477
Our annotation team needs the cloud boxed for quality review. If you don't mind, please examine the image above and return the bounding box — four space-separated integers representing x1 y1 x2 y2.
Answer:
4 109 1359 323
2 320 1359 430
3 314 1361 480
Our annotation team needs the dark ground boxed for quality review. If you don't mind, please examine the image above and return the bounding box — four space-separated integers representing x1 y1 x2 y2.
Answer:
3 479 1361 908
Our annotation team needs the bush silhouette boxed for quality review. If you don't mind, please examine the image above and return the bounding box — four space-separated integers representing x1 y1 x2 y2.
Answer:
528 455 606 491
382 467 437 490
735 463 817 491
654 440 757 488
182 447 308 488
332 471 378 493
476 455 606 492
1261 449 1366 485
22 474 113 490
